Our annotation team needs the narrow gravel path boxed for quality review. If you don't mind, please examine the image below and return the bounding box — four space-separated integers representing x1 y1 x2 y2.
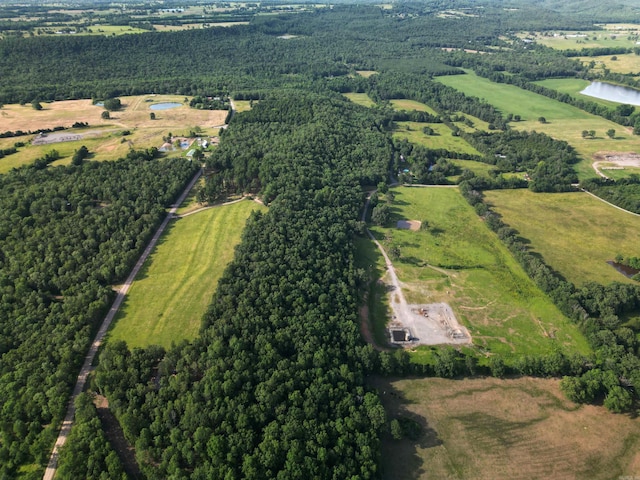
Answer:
43 168 202 480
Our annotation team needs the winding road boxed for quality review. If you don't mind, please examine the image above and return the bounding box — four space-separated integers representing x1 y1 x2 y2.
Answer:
42 168 203 480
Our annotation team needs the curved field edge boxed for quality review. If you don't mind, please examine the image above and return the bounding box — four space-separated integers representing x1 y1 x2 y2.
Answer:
484 189 640 287
108 200 266 348
373 376 640 480
362 187 590 360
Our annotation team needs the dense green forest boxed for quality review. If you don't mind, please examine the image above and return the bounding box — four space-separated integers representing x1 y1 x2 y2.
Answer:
1 0 640 477
95 92 390 478
0 155 197 478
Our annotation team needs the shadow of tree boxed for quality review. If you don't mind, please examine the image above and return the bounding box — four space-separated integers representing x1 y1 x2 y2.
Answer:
368 376 442 480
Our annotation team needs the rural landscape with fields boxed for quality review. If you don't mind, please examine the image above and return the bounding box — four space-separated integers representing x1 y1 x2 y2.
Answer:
0 0 640 479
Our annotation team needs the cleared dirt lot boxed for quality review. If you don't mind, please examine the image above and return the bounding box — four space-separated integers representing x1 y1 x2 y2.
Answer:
373 376 640 480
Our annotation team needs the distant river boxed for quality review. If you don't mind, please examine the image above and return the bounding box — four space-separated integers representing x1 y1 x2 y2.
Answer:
580 81 640 106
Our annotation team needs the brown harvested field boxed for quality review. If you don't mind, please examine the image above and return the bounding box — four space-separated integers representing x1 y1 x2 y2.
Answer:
373 376 640 480
0 95 227 133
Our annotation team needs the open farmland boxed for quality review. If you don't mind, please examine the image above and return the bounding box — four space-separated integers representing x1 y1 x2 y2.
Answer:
525 27 640 50
393 122 480 155
484 189 640 286
579 53 640 75
108 199 265 348
437 71 640 180
0 95 226 171
374 376 640 480
366 187 589 360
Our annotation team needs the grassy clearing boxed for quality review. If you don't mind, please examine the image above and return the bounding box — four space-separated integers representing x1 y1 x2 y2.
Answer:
367 187 589 360
392 122 480 155
233 100 254 113
108 200 265 349
437 71 640 180
0 95 225 170
356 70 378 77
448 159 495 179
354 236 390 346
373 375 640 480
343 92 376 108
484 189 640 287
389 99 439 115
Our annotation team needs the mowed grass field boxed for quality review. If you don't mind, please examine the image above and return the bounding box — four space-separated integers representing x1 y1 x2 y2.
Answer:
437 71 640 180
367 187 589 359
108 200 265 348
393 122 480 155
373 376 640 480
343 92 377 107
484 189 640 286
0 95 226 171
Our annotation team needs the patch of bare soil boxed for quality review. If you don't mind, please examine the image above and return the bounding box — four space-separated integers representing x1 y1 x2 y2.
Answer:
397 219 422 231
592 151 640 178
93 395 143 479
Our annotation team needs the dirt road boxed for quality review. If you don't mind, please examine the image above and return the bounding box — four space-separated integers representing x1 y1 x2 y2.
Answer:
42 168 202 480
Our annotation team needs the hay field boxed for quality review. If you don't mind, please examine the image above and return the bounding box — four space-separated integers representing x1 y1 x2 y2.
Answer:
374 376 640 480
366 187 589 360
108 200 265 349
484 189 640 286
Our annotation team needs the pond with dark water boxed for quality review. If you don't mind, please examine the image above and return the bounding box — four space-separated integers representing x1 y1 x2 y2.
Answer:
580 82 640 106
149 102 182 111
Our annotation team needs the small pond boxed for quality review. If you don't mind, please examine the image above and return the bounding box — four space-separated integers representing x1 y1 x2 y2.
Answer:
580 81 640 106
150 102 182 111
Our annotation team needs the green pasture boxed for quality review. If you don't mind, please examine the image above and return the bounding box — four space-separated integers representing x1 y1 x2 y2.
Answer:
484 189 640 286
365 187 590 360
108 200 265 349
598 165 640 180
343 92 376 108
437 71 592 120
392 121 480 155
437 71 640 180
448 159 495 179
389 99 439 115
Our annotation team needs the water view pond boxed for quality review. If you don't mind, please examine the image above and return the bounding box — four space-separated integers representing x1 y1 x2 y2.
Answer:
580 81 640 106
150 102 182 111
